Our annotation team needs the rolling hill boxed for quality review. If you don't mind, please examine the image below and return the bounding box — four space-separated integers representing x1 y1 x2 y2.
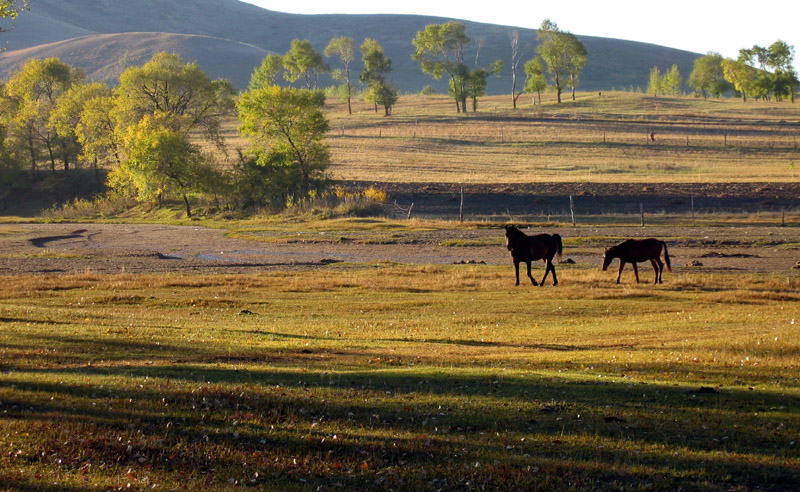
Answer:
0 0 701 92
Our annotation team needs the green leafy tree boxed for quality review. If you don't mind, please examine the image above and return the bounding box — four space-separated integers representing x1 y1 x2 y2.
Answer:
0 0 25 19
238 86 330 198
523 56 547 104
765 40 797 101
536 20 585 103
75 89 123 170
564 35 587 101
0 0 26 35
647 66 663 96
412 21 470 112
663 64 683 95
114 52 235 146
324 36 356 114
722 56 757 101
5 58 85 170
248 54 284 91
49 81 108 177
360 38 394 114
466 60 503 111
283 39 329 90
112 114 206 217
688 52 729 98
367 80 399 116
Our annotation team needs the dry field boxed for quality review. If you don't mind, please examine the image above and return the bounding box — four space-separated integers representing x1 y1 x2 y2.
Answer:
214 91 800 185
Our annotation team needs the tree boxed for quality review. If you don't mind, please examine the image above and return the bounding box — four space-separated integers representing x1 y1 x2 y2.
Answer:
647 67 663 96
248 54 284 91
722 57 757 101
0 0 26 35
523 56 547 104
466 60 503 111
111 114 207 217
283 39 329 90
367 81 399 116
324 37 356 114
663 64 683 96
114 52 236 146
49 82 109 176
536 20 586 103
766 40 797 101
360 38 394 114
509 30 530 109
732 42 798 102
74 90 124 186
688 52 729 98
238 86 330 198
0 0 25 19
412 21 470 112
5 58 85 170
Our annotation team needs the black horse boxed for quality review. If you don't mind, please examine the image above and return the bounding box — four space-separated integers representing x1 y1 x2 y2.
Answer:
504 225 563 286
602 238 671 284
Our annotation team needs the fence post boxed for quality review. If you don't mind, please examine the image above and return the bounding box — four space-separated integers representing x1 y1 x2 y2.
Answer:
570 195 576 227
640 202 645 227
459 186 464 223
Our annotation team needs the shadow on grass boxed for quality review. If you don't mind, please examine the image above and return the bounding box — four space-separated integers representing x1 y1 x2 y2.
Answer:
1 352 798 491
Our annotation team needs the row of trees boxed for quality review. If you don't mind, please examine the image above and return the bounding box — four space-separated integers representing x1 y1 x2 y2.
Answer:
0 53 331 216
245 19 588 115
248 36 398 116
652 40 798 101
411 19 587 111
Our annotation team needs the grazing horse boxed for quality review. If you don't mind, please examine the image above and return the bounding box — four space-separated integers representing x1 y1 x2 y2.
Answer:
504 225 563 286
602 238 671 284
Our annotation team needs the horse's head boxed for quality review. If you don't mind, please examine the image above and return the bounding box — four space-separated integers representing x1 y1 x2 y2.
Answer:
601 247 615 271
504 225 517 251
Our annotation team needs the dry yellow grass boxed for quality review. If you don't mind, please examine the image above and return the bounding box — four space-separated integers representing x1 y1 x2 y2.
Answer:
210 91 800 185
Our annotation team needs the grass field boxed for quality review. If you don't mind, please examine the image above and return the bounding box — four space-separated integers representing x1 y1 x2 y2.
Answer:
0 265 798 491
2 91 800 491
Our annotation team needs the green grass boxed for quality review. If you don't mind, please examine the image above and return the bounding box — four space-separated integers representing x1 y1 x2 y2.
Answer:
0 266 798 490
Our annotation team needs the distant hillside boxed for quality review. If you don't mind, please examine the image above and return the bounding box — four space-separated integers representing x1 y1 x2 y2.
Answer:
0 33 270 87
0 0 701 92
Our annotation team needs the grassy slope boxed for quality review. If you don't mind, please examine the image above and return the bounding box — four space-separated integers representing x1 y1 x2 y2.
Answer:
220 91 800 185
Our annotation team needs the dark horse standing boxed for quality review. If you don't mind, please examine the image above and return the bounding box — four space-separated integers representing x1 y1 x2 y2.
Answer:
602 238 671 284
504 225 563 286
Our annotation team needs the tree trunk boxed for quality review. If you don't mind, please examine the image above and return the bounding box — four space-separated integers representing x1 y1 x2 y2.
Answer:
27 132 36 171
46 141 56 171
183 194 192 218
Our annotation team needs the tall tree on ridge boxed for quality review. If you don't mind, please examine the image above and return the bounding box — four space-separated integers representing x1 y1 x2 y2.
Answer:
325 36 357 114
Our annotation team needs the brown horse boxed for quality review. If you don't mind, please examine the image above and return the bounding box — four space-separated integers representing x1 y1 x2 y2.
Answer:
504 225 563 286
602 238 671 284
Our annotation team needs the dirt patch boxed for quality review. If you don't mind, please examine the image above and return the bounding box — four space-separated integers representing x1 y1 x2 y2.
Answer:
1 222 799 276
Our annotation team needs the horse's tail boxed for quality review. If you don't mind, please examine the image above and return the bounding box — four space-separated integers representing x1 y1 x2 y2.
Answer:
553 234 563 261
662 241 672 272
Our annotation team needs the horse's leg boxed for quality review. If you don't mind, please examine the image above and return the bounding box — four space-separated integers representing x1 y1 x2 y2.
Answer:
527 261 538 286
650 259 659 284
550 260 558 286
514 260 520 286
632 262 640 283
616 261 625 284
539 259 550 286
652 258 664 284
